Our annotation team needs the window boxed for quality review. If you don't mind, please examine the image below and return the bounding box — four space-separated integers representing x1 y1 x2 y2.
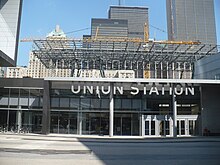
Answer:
70 98 79 109
122 99 131 109
60 98 69 108
132 99 141 110
91 98 101 109
51 98 59 108
101 99 109 109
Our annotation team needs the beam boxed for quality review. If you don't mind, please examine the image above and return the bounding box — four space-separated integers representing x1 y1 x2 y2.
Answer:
206 45 217 55
193 44 205 54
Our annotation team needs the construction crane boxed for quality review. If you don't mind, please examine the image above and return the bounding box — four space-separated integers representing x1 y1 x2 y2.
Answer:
21 24 201 45
144 22 149 42
89 24 200 45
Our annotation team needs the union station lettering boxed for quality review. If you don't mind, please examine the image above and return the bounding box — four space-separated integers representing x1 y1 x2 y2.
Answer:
71 83 195 96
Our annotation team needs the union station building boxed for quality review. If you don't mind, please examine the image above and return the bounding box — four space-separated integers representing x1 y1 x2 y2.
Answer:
1 37 220 137
1 77 220 137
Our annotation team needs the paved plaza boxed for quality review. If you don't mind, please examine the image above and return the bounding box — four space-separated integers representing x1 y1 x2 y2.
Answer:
0 134 220 165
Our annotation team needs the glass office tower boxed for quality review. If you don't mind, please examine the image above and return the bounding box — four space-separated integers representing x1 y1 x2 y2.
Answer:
166 0 217 45
109 6 148 39
0 0 23 66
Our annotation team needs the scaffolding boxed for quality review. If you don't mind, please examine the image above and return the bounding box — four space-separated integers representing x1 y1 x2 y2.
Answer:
31 38 219 78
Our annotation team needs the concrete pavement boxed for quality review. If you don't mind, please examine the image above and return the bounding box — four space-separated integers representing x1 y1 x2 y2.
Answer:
0 133 220 153
0 133 220 165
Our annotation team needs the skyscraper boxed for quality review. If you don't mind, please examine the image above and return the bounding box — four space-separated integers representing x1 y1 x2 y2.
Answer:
91 18 128 39
109 6 148 40
0 0 23 66
166 0 217 45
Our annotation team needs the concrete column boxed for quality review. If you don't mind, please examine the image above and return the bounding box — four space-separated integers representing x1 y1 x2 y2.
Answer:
16 109 22 133
155 120 159 136
109 83 114 137
140 114 144 136
77 111 82 135
42 80 51 134
172 84 177 137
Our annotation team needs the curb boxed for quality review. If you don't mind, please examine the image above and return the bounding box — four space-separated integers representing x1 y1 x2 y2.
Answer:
0 148 92 155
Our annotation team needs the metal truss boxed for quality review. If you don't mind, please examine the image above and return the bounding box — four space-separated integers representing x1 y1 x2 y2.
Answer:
32 39 219 78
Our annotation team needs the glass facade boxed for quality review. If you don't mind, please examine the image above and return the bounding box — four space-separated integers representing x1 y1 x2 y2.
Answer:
48 82 200 136
166 0 217 45
109 6 148 39
0 0 23 66
0 87 43 133
0 79 203 136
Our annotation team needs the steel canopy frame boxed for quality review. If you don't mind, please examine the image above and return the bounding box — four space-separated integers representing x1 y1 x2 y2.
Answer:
32 39 219 77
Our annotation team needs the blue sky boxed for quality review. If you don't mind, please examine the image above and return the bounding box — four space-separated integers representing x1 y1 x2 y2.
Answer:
17 0 220 66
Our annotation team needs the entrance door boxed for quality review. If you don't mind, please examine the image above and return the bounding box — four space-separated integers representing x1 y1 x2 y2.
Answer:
159 120 170 136
177 115 198 136
177 120 186 135
145 120 156 136
144 115 198 137
177 117 197 136
143 115 171 136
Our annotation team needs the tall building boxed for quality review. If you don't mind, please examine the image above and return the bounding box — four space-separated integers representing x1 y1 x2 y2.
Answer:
27 25 71 78
27 52 71 78
90 18 128 49
109 6 149 39
91 18 128 39
0 0 23 66
166 0 217 45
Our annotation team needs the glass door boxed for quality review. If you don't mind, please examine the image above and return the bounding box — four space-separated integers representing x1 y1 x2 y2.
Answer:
145 120 156 136
177 119 197 136
145 121 150 135
151 120 156 135
144 115 170 136
177 120 186 136
189 120 196 135
177 115 200 136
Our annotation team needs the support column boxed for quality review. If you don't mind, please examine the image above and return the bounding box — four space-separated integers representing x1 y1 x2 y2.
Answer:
172 84 177 137
77 111 82 135
109 83 114 137
42 80 51 134
16 108 22 133
140 114 144 136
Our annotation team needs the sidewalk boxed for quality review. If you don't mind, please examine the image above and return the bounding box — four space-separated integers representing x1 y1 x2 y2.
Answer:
0 133 92 154
0 133 220 154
